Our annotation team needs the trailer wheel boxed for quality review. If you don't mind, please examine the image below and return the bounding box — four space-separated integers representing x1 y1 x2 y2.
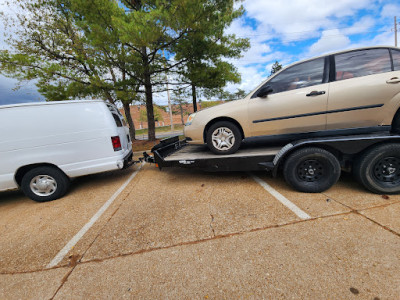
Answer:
283 147 341 193
206 121 242 155
353 143 400 194
21 166 70 202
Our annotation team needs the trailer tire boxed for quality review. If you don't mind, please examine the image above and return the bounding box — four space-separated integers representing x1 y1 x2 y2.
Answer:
283 147 341 193
353 143 400 194
206 121 242 155
21 166 70 202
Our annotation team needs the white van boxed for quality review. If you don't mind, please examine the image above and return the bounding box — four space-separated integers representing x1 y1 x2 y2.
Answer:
0 100 133 202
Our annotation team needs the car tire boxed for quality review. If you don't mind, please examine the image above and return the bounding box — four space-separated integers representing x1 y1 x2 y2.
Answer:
353 143 400 194
391 110 400 133
21 166 70 202
283 147 341 193
206 121 242 155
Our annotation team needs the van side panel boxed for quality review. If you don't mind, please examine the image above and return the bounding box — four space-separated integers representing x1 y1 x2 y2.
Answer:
0 101 130 191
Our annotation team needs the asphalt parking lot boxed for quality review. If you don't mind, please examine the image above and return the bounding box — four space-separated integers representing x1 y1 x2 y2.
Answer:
1 158 400 299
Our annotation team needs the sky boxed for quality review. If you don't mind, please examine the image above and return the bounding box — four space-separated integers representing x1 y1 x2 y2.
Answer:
0 0 400 106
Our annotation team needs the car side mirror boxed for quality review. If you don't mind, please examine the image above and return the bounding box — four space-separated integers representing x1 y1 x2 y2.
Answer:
256 85 273 98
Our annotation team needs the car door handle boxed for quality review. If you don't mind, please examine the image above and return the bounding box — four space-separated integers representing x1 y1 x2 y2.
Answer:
386 77 400 84
306 91 326 97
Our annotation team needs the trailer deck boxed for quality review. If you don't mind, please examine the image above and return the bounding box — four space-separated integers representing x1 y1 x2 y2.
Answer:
164 144 281 161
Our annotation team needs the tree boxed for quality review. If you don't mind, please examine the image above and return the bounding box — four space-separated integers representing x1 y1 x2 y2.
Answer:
1 0 249 141
234 88 247 99
174 7 250 112
171 89 190 125
270 61 283 76
202 87 246 102
0 0 141 140
139 105 164 125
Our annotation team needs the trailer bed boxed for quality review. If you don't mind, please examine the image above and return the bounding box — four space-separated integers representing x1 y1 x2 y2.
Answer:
147 137 281 172
164 144 281 161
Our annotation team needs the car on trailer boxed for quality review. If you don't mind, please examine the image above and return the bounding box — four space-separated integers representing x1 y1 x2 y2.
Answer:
184 46 400 155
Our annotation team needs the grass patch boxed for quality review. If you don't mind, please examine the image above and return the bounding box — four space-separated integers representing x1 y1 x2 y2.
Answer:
135 124 184 135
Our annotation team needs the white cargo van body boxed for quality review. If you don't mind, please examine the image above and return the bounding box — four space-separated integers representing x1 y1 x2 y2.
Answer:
0 100 132 201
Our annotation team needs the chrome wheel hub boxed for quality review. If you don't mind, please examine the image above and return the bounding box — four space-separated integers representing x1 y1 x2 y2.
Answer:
211 127 235 151
30 175 57 197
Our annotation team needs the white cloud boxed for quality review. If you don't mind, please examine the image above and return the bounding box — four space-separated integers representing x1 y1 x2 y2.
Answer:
342 16 376 35
308 29 351 56
381 4 400 18
243 0 375 41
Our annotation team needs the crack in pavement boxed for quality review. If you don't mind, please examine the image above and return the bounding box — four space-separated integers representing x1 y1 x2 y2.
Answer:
48 167 146 299
207 188 216 238
3 181 400 278
323 193 400 238
1 210 359 276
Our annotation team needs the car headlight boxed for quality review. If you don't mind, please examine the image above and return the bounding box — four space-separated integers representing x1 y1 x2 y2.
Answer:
185 113 197 126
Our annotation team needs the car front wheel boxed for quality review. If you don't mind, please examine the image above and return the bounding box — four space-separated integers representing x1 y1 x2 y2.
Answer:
206 121 242 155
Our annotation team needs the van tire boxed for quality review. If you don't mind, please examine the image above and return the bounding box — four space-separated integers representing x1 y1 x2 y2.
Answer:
353 143 400 194
283 147 341 193
21 167 70 202
206 121 242 155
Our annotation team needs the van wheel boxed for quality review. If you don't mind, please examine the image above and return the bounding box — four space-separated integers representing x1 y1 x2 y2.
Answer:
21 167 70 202
206 121 242 155
353 144 400 194
283 147 341 193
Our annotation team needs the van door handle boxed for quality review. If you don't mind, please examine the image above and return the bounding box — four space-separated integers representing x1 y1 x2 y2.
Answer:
386 77 400 84
306 91 326 97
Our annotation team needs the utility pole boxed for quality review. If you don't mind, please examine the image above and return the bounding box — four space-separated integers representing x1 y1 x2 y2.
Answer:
395 16 398 47
163 50 174 132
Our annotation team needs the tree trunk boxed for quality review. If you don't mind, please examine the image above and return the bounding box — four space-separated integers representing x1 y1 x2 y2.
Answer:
191 83 197 112
142 47 156 141
180 104 184 124
123 101 136 141
144 73 156 140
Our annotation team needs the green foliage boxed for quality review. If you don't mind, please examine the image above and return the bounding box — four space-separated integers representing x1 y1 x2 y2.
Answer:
173 1 250 107
139 106 164 122
202 87 247 101
270 61 283 76
0 0 249 140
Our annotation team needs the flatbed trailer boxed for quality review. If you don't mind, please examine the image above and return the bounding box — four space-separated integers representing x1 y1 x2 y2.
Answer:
143 132 400 194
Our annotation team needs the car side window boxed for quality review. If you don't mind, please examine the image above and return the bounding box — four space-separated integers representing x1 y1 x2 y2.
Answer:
391 49 400 71
334 48 391 81
266 58 325 95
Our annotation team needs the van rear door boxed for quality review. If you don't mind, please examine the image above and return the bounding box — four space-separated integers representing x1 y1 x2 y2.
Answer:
106 103 132 153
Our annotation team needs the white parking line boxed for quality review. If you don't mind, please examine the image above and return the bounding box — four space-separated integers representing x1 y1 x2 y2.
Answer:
47 163 144 269
251 174 311 220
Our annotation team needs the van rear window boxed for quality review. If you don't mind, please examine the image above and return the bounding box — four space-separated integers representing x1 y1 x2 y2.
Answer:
112 113 123 127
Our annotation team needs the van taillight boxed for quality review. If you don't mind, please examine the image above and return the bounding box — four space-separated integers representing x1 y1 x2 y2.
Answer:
111 136 122 151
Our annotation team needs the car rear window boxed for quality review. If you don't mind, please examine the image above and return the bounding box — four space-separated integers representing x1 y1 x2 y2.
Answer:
334 48 391 81
391 49 400 71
